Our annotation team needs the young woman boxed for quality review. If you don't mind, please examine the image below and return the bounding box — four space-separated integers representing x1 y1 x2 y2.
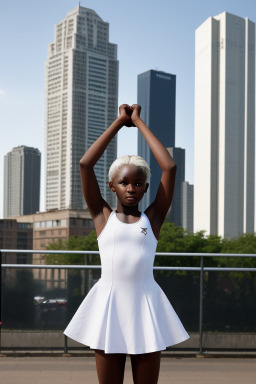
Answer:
64 104 189 384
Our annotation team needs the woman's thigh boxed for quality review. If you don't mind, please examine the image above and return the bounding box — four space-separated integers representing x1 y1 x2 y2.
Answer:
94 349 127 384
130 351 161 384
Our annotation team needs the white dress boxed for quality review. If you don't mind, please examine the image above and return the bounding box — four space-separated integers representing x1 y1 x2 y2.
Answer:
64 211 189 354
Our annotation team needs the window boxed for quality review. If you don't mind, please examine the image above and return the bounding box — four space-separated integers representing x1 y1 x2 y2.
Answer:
60 219 67 227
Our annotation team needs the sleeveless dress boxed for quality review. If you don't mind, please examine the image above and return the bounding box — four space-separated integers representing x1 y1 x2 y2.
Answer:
64 211 189 354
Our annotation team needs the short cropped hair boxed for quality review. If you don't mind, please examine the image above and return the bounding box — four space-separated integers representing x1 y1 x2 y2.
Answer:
108 155 151 182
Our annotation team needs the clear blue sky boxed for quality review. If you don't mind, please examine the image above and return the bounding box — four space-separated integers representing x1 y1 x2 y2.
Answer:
0 0 255 217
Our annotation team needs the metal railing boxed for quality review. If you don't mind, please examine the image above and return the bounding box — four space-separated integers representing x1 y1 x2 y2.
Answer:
1 249 256 354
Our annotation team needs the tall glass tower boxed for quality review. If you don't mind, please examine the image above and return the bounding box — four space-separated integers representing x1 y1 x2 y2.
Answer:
45 6 118 211
4 146 41 217
137 70 176 211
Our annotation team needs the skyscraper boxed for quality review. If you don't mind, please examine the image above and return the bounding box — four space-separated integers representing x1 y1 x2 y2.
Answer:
4 146 41 218
137 70 176 211
194 12 255 238
182 181 194 233
45 5 118 211
167 147 185 227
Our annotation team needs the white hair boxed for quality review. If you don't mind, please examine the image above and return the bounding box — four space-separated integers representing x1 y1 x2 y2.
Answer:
108 155 151 182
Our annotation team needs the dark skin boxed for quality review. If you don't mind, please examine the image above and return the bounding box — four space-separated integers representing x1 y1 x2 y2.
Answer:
80 104 176 383
80 104 177 239
109 164 149 223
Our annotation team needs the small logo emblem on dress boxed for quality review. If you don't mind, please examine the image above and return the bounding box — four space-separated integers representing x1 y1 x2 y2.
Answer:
141 227 148 235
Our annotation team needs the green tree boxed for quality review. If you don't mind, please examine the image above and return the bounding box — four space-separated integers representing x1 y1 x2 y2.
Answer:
45 230 99 265
155 222 223 268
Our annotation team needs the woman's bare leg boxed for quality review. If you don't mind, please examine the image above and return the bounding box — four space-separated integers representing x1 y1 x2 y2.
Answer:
95 349 126 384
130 351 161 384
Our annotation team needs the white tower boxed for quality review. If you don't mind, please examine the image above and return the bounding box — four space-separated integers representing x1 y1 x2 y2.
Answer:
194 12 255 238
45 6 118 211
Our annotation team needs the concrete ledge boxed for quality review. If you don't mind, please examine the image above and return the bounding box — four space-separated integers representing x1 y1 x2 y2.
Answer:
1 332 256 351
1 351 256 359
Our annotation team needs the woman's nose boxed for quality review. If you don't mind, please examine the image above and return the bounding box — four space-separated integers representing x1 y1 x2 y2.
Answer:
127 184 135 192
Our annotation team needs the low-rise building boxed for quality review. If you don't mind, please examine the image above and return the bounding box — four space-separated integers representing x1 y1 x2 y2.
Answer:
10 209 95 289
16 209 94 264
0 219 33 264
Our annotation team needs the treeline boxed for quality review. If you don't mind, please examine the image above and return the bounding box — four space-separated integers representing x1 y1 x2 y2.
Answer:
4 224 255 332
46 222 256 268
45 223 256 332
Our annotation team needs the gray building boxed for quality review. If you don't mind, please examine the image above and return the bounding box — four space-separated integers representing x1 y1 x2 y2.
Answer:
137 70 176 211
45 5 118 211
182 181 194 233
4 146 41 218
167 147 185 227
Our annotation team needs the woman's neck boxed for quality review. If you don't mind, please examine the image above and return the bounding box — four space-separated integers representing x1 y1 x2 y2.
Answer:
116 201 141 217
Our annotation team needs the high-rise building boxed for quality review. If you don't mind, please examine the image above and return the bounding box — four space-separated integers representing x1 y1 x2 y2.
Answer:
45 5 118 211
4 146 41 218
194 12 255 238
167 147 185 227
137 70 176 211
182 182 194 233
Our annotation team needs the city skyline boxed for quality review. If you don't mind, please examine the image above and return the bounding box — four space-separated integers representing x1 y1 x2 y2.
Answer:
1 1 255 227
194 12 255 238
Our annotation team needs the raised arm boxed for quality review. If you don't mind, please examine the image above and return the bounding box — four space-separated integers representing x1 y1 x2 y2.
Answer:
131 104 176 234
80 105 131 225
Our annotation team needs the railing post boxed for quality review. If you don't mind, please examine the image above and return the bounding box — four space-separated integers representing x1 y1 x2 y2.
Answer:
0 251 2 353
64 334 68 354
199 255 204 355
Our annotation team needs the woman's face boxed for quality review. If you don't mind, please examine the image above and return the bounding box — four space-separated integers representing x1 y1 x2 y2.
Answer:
109 164 148 206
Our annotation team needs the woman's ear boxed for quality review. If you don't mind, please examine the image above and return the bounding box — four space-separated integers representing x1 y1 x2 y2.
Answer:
144 183 149 193
109 181 116 192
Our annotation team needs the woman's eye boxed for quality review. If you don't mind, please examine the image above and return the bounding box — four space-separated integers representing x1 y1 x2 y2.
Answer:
135 183 142 186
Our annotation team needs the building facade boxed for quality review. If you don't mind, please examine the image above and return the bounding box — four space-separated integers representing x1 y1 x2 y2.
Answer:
4 146 41 218
16 209 94 260
0 219 33 264
16 209 95 289
181 182 194 233
194 12 255 238
45 5 118 211
167 147 185 227
0 218 33 286
137 70 176 211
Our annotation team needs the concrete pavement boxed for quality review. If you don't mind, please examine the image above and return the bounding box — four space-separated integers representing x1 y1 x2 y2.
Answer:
0 356 256 383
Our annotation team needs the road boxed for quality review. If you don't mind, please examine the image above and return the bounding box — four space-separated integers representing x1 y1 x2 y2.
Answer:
0 356 255 383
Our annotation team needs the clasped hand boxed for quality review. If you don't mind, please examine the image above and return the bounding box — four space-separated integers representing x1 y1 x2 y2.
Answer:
119 104 141 127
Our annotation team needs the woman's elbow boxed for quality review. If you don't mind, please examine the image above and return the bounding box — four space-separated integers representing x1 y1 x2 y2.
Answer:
166 161 177 172
80 158 90 168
